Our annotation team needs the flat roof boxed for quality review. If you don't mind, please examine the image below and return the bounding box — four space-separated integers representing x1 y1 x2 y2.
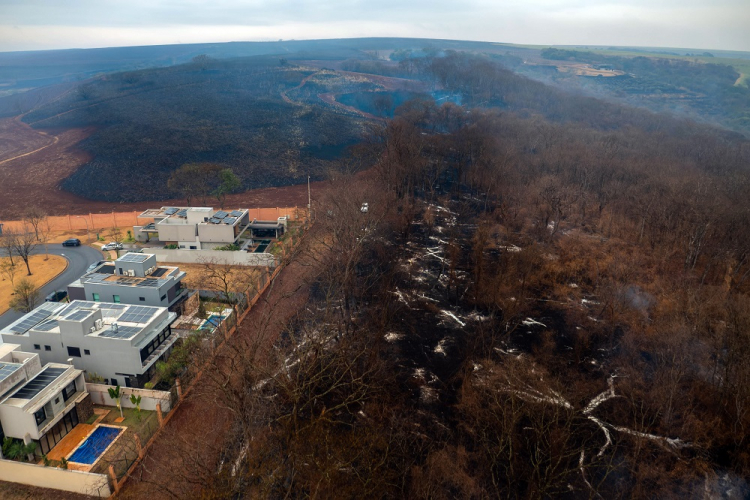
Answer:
0 362 23 383
3 302 67 335
80 267 181 289
117 253 151 263
1 301 169 340
8 366 67 400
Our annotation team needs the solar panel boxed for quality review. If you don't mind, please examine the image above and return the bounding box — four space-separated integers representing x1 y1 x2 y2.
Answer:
99 325 141 339
119 253 149 263
207 217 221 224
65 310 93 321
83 273 110 283
11 367 67 400
8 309 54 334
214 211 228 219
164 207 179 215
36 320 60 332
176 209 188 217
223 217 237 225
136 279 160 287
0 363 21 382
119 306 158 324
229 210 244 217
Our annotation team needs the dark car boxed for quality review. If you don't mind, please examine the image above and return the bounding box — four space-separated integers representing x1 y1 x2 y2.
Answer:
45 290 68 302
62 238 81 247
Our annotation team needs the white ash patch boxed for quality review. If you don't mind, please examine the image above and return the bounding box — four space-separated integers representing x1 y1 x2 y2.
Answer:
440 310 466 327
384 332 403 343
522 318 547 328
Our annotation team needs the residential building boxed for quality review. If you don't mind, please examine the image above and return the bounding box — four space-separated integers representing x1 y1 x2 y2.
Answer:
67 253 187 309
0 343 90 457
0 300 178 389
134 207 251 250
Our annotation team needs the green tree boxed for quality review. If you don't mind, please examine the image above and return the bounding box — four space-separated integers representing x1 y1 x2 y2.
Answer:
213 168 242 208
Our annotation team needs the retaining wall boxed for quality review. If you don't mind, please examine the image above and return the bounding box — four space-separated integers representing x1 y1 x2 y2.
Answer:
148 248 277 266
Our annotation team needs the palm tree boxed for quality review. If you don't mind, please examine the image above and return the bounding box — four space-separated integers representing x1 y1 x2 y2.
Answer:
108 385 123 419
129 394 142 420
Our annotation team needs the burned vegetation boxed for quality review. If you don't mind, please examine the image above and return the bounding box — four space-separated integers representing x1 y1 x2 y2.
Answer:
125 54 750 499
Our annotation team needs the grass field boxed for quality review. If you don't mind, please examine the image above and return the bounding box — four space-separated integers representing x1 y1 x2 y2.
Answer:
0 254 67 315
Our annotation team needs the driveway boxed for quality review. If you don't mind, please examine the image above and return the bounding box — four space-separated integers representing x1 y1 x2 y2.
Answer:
0 244 104 330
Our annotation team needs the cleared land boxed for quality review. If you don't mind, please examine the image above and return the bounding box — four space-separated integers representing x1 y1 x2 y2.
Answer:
0 254 67 315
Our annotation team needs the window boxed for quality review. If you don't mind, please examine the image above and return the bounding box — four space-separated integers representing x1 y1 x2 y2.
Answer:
34 408 46 426
110 378 117 386
92 293 100 302
62 381 76 401
189 246 197 250
44 345 51 351
54 397 60 405
113 295 120 303
118 268 123 275
139 297 145 302
161 295 167 301
84 349 90 355
34 344 40 350
67 346 81 357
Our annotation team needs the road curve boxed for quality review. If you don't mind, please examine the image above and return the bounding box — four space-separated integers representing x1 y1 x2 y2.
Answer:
0 244 104 331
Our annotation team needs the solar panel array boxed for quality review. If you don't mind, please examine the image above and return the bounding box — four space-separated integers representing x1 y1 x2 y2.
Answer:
164 207 179 215
83 273 110 283
137 279 160 287
99 324 141 339
118 253 149 263
214 210 228 219
11 367 67 400
0 363 21 382
7 309 54 334
208 217 221 224
223 217 237 225
35 320 60 332
229 210 244 217
118 306 158 324
176 209 188 217
65 310 93 321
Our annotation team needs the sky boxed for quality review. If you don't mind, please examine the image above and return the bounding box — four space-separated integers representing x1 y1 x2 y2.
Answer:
0 0 748 53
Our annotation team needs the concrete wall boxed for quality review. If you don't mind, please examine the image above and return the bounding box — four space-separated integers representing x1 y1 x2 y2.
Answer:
148 248 277 267
0 458 111 497
85 383 172 412
197 222 236 243
156 220 197 243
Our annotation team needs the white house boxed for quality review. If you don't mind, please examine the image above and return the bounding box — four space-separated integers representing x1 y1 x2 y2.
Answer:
0 301 177 389
0 344 89 457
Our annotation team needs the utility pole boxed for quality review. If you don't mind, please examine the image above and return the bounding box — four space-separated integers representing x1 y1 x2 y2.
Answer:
307 175 311 219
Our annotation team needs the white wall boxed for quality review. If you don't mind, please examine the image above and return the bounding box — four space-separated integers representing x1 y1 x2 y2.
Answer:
148 248 277 267
85 383 172 412
0 458 111 497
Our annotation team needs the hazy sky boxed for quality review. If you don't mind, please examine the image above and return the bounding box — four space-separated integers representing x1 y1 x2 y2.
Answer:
1 0 748 53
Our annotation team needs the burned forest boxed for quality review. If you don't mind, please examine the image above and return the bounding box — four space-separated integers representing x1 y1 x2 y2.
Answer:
122 52 750 499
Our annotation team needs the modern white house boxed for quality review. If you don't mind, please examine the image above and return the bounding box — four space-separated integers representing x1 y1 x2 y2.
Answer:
0 300 178 389
0 343 90 457
66 253 187 309
134 207 251 250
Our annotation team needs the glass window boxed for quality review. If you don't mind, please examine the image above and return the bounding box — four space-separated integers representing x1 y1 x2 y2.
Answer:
62 381 77 401
92 293 100 302
44 345 51 351
34 408 46 426
113 295 121 303
84 349 90 355
161 295 167 301
34 344 40 350
139 297 145 301
67 346 81 357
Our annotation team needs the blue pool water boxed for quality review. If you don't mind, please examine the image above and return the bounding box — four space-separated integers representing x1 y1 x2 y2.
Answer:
68 426 122 464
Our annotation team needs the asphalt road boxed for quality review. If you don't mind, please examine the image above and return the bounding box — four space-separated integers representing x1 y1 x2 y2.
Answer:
0 244 104 331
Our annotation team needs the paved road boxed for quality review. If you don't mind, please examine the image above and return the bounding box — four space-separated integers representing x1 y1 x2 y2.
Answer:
0 244 104 330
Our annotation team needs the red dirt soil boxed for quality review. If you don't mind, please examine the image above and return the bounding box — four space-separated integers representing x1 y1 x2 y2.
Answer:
119 239 320 499
0 115 319 219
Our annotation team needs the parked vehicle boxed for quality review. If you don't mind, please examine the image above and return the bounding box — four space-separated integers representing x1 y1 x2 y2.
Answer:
62 238 81 247
45 290 68 302
102 242 123 251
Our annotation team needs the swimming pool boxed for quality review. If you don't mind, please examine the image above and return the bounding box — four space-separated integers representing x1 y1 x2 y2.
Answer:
67 425 123 464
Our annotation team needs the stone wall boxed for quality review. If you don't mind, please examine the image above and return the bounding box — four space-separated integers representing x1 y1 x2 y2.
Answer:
75 393 94 423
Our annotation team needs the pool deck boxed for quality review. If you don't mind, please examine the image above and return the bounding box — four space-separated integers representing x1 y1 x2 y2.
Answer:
43 408 110 469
